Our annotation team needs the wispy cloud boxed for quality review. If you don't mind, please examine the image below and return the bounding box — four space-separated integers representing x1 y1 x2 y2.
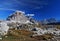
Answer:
0 8 18 11
0 0 48 11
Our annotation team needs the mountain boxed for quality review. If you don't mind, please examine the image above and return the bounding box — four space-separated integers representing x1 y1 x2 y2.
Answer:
7 11 31 24
41 18 57 24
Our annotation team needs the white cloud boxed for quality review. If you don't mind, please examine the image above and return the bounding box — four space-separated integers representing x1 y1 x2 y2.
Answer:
0 8 18 11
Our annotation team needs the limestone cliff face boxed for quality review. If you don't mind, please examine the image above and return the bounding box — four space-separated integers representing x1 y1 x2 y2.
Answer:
7 11 30 24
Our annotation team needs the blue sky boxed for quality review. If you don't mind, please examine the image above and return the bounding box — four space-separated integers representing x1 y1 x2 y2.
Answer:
0 0 60 20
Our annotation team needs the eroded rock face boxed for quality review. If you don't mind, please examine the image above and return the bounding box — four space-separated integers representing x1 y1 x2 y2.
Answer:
7 11 30 24
0 22 9 35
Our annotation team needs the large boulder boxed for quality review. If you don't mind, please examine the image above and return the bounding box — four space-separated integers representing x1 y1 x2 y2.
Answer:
0 22 9 35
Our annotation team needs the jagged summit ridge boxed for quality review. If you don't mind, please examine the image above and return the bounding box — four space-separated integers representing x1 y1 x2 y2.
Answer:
7 11 31 24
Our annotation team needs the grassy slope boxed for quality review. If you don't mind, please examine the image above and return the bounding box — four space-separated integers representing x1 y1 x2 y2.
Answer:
1 30 38 41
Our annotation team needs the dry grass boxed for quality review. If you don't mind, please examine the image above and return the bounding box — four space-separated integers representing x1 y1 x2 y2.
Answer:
31 34 53 40
1 29 38 41
1 29 53 41
56 25 60 29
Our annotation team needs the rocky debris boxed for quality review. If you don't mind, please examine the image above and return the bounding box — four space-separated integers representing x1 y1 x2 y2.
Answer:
31 34 54 41
0 22 9 36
